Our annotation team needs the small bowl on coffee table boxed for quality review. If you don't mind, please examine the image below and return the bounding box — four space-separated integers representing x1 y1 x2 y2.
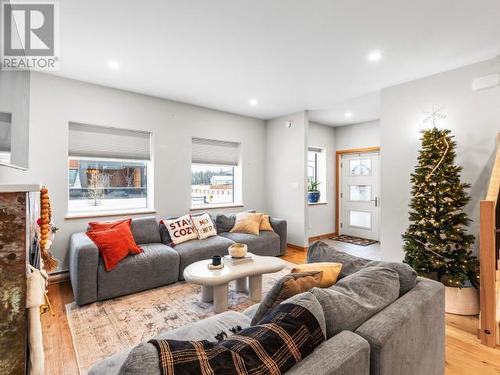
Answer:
228 243 248 258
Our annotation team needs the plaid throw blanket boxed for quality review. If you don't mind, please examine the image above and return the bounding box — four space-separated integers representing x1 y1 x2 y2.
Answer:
149 303 325 375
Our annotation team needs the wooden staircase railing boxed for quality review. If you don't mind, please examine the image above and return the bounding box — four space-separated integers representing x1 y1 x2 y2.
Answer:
479 133 500 347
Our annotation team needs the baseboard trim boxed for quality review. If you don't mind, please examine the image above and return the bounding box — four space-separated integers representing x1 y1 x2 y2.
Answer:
48 270 70 285
309 232 337 242
287 243 308 251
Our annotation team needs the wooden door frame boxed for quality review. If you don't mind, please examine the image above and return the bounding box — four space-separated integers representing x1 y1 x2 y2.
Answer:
335 147 381 235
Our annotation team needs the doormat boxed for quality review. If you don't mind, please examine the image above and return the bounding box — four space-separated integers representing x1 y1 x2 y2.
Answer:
329 234 378 246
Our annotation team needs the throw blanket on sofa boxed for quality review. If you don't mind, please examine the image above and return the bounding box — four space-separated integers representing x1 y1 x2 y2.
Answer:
149 303 324 375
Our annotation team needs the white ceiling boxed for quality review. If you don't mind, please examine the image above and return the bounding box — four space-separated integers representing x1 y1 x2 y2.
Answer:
51 0 500 123
309 92 380 126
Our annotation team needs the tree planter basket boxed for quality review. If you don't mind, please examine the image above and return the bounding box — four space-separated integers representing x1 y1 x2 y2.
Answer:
444 286 479 315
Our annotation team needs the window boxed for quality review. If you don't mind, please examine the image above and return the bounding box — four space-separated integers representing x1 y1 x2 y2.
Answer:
308 147 326 203
68 123 152 214
191 138 241 207
0 112 12 164
350 158 371 176
308 148 319 184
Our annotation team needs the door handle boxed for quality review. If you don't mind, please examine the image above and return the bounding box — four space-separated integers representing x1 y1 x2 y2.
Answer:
371 197 379 207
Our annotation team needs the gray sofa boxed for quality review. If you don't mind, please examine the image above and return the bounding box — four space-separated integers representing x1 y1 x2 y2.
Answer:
89 241 445 375
69 214 287 306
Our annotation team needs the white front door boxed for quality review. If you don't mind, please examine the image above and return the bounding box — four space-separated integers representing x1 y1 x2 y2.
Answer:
340 152 380 240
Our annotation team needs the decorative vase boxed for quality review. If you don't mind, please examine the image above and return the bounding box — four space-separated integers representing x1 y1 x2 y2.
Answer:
444 286 479 315
308 191 320 203
228 243 248 258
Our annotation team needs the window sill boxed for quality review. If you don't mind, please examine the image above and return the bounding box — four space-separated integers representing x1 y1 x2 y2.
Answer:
309 202 328 206
65 208 157 220
190 203 244 211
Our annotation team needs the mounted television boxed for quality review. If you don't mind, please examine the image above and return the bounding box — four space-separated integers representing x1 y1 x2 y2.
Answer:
0 69 30 170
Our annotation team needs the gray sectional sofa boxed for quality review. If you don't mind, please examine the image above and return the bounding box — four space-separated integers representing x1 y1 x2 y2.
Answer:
69 214 287 306
89 241 445 375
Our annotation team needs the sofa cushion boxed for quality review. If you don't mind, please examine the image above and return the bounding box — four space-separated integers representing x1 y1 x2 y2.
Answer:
218 231 281 256
131 217 161 244
311 266 400 338
86 226 140 271
251 271 323 325
260 214 274 231
281 291 327 338
230 212 263 235
175 235 235 280
162 214 198 245
97 243 179 300
159 213 215 245
307 241 417 295
191 213 217 239
292 262 343 288
214 213 236 233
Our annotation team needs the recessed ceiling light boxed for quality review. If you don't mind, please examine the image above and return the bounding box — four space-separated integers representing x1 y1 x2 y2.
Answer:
107 60 120 70
249 98 258 106
344 112 353 118
367 50 382 62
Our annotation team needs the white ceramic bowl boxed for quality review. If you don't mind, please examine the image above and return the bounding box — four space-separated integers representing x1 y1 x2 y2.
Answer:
228 243 248 258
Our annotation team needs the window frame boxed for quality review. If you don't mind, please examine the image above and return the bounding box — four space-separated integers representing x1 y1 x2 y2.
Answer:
190 162 242 210
66 155 154 218
308 147 327 205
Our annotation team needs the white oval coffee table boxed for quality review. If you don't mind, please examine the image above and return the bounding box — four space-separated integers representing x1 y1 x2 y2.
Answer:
183 254 285 313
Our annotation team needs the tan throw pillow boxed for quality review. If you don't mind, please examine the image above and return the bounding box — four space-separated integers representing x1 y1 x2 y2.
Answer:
251 271 323 325
191 213 217 240
291 262 343 288
259 214 274 232
163 214 198 245
230 212 263 235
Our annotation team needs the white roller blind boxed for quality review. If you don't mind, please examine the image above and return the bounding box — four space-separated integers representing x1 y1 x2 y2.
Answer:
68 122 151 160
308 147 322 153
0 112 12 152
192 137 240 166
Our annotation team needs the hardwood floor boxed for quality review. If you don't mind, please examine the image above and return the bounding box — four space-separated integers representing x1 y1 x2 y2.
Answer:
42 245 499 375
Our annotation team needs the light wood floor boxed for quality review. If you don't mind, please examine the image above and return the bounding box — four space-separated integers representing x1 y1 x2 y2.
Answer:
42 245 500 375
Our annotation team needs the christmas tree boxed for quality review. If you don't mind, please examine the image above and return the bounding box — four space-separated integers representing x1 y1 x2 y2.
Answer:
402 126 479 288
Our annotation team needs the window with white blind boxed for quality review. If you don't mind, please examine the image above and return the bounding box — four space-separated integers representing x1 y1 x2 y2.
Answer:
68 122 152 215
191 137 241 207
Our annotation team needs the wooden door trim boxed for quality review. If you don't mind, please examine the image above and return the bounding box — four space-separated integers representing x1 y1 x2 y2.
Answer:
335 147 381 235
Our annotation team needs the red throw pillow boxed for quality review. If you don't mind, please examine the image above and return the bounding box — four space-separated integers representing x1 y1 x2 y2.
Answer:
88 218 130 231
86 228 131 271
88 219 142 254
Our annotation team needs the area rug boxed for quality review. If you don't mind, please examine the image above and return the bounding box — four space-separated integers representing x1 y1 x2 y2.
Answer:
66 261 294 374
329 234 378 246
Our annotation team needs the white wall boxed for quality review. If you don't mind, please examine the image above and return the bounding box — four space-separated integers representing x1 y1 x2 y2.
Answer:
380 58 500 261
0 72 268 271
0 70 30 168
308 122 336 237
334 120 380 151
266 111 309 247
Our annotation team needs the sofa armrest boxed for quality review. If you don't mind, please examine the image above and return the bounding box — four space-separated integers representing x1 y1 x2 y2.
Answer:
69 232 99 306
355 278 445 375
270 217 287 255
287 331 370 375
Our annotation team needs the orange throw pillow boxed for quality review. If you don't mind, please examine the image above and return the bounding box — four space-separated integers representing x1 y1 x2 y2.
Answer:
259 214 274 232
86 227 132 271
88 219 142 254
